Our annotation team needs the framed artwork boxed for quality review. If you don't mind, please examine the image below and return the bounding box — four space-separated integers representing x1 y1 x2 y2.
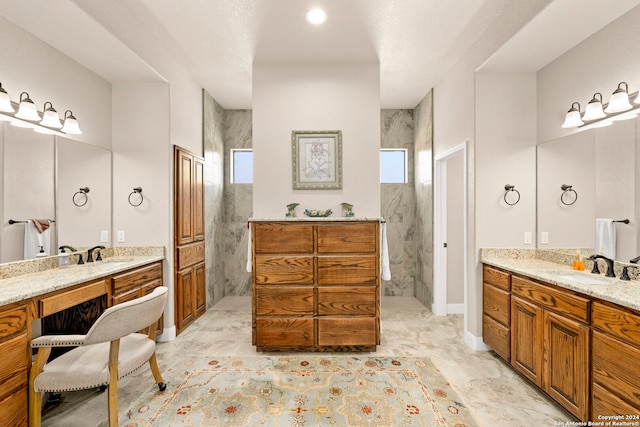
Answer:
291 130 342 190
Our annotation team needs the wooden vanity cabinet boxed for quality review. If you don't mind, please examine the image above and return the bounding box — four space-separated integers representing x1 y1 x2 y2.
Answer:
252 220 380 351
482 265 511 361
510 274 590 420
591 301 640 419
0 302 29 427
111 261 164 335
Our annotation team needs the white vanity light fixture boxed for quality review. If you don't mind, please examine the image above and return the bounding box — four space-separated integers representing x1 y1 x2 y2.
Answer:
0 83 14 113
61 110 82 134
582 92 606 121
306 8 327 25
604 82 632 113
40 101 63 128
15 92 40 121
561 102 584 128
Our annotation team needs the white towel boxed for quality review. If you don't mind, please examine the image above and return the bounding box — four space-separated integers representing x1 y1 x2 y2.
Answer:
595 218 616 259
246 222 252 273
381 221 391 281
24 220 51 259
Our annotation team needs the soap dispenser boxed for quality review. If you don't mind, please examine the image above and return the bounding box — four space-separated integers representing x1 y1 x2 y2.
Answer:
58 247 70 268
572 250 584 271
36 246 47 258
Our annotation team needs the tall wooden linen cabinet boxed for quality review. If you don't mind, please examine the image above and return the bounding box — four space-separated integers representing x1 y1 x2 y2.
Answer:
174 146 206 334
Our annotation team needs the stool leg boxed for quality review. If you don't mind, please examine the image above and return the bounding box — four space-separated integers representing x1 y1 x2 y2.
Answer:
29 347 51 427
148 352 166 391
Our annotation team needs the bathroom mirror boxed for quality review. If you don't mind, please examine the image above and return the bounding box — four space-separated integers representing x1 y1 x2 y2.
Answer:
0 123 112 263
56 136 111 250
537 117 640 262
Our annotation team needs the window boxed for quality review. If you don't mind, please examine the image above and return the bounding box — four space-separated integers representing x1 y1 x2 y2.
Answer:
230 149 253 184
380 149 407 183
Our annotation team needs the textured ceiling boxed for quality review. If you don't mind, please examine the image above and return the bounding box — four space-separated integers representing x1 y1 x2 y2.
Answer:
2 1 640 109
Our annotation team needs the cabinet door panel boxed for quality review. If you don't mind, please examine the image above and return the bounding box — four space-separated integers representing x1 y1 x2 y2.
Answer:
543 311 589 420
176 268 195 330
317 223 377 253
255 318 314 347
318 287 376 316
193 157 205 241
255 256 314 285
317 256 377 285
318 317 377 346
176 149 194 245
256 287 314 315
195 262 207 316
511 296 543 386
254 223 314 254
483 314 510 361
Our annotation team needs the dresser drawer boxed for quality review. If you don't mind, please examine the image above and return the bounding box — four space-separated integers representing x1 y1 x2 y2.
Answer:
0 304 27 340
255 286 314 315
0 385 27 427
592 301 640 345
318 287 376 316
0 333 28 397
592 330 640 408
483 314 510 361
255 318 314 347
254 223 314 254
317 256 377 285
112 262 162 295
40 280 107 317
318 317 377 346
483 283 510 327
483 265 510 291
254 256 314 285
317 222 377 253
511 275 589 323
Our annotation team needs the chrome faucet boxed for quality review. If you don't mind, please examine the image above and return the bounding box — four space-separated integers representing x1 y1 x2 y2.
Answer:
87 245 105 262
589 255 616 278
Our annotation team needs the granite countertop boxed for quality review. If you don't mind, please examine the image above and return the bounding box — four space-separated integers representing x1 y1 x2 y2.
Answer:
0 251 164 307
481 249 640 311
249 217 385 222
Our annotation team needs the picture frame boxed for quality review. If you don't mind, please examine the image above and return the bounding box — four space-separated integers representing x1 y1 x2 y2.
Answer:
291 130 342 190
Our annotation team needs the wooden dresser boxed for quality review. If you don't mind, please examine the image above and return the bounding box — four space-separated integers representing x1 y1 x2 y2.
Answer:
251 219 381 351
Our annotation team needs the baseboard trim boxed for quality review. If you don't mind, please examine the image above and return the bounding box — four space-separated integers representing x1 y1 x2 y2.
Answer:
446 303 464 314
464 330 491 351
158 325 176 342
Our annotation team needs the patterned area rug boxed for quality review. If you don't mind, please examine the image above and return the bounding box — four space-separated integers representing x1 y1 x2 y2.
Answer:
121 356 478 426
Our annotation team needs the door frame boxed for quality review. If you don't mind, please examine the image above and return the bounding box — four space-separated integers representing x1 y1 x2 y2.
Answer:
433 142 468 320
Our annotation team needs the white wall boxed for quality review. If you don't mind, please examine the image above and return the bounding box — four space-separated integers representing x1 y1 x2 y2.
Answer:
252 63 381 217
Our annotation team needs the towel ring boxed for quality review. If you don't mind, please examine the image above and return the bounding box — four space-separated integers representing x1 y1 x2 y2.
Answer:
560 184 578 205
503 184 520 206
128 187 143 207
72 187 90 207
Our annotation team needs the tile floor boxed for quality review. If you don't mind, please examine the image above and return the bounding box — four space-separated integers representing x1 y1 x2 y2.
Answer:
41 296 574 426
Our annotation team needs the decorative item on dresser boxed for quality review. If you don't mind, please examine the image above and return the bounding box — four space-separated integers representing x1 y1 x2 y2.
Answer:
251 219 381 351
174 146 206 334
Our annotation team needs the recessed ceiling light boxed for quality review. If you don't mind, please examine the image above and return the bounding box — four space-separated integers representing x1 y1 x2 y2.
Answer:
305 8 327 25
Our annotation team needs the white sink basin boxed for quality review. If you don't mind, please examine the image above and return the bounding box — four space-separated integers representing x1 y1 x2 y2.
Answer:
546 271 610 285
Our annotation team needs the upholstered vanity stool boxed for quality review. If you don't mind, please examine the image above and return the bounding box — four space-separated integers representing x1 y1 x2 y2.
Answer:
28 286 169 427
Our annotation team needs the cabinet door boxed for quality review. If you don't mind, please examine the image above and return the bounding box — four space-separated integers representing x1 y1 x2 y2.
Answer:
511 296 543 386
543 311 589 420
175 148 194 245
176 267 195 331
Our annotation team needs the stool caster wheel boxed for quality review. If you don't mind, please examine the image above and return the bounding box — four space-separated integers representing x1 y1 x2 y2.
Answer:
158 382 167 391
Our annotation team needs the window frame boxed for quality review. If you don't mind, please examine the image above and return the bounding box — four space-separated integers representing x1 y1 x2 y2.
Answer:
230 148 253 184
380 148 408 184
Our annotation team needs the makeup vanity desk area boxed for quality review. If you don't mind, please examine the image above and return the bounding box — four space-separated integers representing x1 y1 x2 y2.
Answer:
0 251 164 427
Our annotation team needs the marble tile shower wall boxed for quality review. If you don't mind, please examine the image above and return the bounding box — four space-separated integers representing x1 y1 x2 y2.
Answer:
413 91 434 307
381 109 417 296
203 91 226 307
222 110 253 297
